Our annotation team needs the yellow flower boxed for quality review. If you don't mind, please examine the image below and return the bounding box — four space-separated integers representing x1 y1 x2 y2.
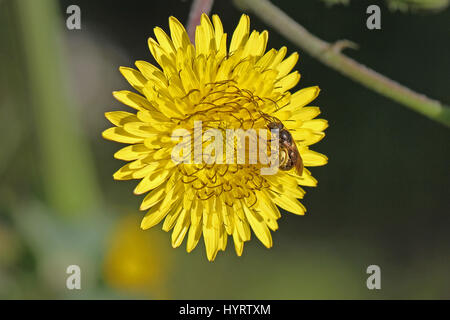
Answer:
103 214 170 297
102 14 328 261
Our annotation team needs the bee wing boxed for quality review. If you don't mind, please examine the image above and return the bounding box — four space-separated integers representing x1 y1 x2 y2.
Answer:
290 142 304 176
295 155 304 176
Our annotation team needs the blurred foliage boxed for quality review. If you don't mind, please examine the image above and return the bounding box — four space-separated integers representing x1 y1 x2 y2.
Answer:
14 0 102 218
0 0 449 299
387 0 449 12
321 0 350 6
321 0 449 12
103 214 171 299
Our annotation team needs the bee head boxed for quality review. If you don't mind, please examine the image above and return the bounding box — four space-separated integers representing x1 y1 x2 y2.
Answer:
267 121 283 131
280 129 293 144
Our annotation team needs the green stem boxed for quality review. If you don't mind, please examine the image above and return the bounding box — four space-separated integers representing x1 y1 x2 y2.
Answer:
234 0 450 127
14 0 102 217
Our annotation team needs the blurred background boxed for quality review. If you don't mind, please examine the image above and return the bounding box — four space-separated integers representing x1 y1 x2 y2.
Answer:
0 0 449 299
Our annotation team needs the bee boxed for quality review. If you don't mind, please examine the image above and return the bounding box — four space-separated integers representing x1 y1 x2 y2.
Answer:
267 119 303 176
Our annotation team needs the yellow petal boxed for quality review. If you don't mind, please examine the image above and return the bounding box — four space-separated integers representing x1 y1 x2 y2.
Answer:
178 61 200 94
143 135 168 149
154 178 182 216
123 122 160 137
195 14 214 55
114 144 150 161
131 161 160 179
288 168 318 187
229 14 250 53
136 109 170 124
162 205 183 231
154 27 176 56
242 30 267 58
169 16 191 50
135 60 167 86
277 52 299 78
113 162 139 181
172 208 190 248
257 31 269 56
256 48 276 69
216 33 227 60
212 14 224 50
290 86 321 109
128 156 152 170
243 204 272 248
302 119 329 132
139 181 168 210
269 46 287 69
119 67 147 94
223 202 234 235
275 71 300 92
186 219 203 253
270 192 306 215
203 221 219 261
301 149 328 166
142 86 183 118
147 37 165 67
232 230 244 257
219 227 227 251
266 219 278 231
235 216 251 242
134 169 171 195
189 198 203 228
150 148 172 161
112 90 154 111
266 174 305 199
255 190 280 220
291 106 321 121
291 128 324 146
141 199 177 230
102 127 143 144
104 111 138 127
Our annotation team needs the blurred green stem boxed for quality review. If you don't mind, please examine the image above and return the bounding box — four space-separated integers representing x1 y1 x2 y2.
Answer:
14 0 102 217
234 0 450 127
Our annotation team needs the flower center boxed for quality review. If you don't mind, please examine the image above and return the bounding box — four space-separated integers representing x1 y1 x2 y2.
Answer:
173 80 274 205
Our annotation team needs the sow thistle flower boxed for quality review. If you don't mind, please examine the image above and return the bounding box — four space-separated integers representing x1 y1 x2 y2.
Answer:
102 14 328 261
